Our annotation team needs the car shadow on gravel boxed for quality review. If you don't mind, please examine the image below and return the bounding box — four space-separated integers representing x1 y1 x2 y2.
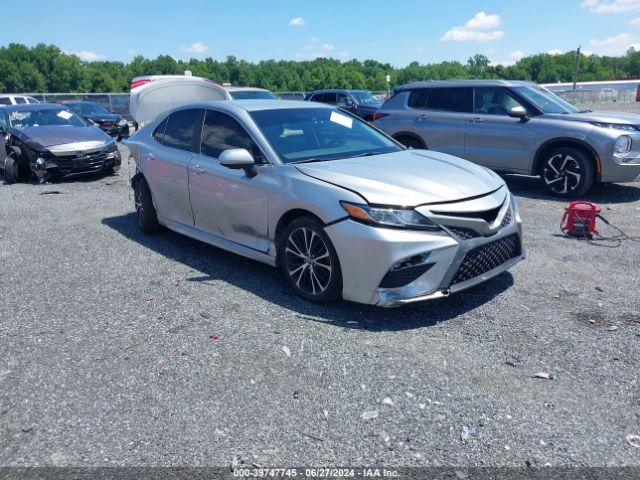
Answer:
103 213 514 332
502 174 640 204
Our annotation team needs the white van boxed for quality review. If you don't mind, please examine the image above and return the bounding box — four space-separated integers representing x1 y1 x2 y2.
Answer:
129 74 231 127
0 95 41 105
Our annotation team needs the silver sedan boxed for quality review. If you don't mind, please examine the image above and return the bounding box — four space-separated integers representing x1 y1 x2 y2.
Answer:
125 100 524 306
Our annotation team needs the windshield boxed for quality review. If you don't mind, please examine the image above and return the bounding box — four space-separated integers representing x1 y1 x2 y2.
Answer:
350 91 381 107
251 107 401 163
512 85 581 114
231 90 278 100
72 102 110 116
8 108 88 129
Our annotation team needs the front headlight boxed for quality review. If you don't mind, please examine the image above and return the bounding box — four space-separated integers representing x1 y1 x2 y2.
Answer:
591 122 638 132
340 201 440 231
614 135 632 155
118 118 128 126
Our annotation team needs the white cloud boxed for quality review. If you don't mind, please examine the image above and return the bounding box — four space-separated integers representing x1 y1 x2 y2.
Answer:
180 41 210 54
297 38 342 59
441 12 504 42
127 49 137 56
547 48 563 55
289 17 307 26
321 43 334 51
581 0 640 13
68 50 106 61
339 50 349 58
590 32 640 54
372 41 380 47
631 16 640 24
416 47 425 52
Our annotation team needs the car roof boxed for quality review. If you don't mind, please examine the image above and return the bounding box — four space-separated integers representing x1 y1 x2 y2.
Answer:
0 103 67 111
170 99 332 114
224 86 270 93
307 89 369 94
396 79 535 90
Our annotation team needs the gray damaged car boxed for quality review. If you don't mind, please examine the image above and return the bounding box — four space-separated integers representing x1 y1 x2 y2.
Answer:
373 80 640 197
125 100 524 306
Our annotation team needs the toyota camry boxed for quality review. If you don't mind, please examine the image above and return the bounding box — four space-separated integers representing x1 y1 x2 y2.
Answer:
125 100 524 306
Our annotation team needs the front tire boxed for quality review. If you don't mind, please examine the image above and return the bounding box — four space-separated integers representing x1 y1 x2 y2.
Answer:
133 176 162 234
541 147 595 197
3 153 21 184
279 217 342 304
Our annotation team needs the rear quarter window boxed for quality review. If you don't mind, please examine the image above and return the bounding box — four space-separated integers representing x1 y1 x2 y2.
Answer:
162 109 203 152
426 88 472 113
153 117 168 144
407 89 430 109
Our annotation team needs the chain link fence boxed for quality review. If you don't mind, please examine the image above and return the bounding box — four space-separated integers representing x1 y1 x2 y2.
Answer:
20 83 640 117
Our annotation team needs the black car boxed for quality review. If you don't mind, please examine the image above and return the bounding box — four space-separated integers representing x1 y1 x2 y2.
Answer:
305 89 382 121
62 101 129 140
0 104 121 183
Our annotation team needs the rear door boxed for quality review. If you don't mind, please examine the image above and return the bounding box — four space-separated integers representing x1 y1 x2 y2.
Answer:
408 87 471 157
464 86 537 172
143 108 203 225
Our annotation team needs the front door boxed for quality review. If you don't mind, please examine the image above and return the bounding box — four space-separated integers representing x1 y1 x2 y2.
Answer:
188 109 272 252
464 87 537 172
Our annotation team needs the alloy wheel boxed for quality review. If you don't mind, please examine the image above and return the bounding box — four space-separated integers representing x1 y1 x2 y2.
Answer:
543 153 582 195
284 227 332 296
134 187 143 220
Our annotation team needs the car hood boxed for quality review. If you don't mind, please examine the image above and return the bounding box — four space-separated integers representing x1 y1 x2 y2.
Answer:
545 110 640 126
295 149 505 205
16 125 111 148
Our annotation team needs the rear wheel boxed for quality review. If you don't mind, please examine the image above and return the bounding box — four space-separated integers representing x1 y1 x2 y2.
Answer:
396 135 425 150
279 217 342 304
540 147 594 197
133 176 162 233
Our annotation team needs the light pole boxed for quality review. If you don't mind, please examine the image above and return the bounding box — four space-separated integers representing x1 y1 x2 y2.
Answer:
573 46 581 90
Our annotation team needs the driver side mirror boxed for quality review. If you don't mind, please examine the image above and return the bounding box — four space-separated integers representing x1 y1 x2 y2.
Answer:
345 99 355 107
219 148 255 169
508 105 528 121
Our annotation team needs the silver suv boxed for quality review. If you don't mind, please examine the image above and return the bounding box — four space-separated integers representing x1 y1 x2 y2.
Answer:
373 80 640 196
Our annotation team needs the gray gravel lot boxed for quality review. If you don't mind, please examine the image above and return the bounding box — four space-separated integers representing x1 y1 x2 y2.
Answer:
0 144 639 468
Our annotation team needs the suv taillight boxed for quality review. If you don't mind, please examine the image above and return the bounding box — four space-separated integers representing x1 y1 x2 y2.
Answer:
373 112 388 121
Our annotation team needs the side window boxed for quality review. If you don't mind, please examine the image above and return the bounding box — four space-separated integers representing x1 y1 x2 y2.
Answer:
474 87 524 115
14 97 26 104
336 93 350 107
0 98 10 105
163 109 203 152
408 89 429 109
153 117 168 144
201 110 264 162
323 93 337 105
426 88 472 113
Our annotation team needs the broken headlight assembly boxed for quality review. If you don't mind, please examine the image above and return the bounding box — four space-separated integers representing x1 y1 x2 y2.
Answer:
340 201 440 231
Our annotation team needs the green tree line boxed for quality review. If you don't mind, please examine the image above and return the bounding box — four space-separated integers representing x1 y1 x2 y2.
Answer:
2 43 640 93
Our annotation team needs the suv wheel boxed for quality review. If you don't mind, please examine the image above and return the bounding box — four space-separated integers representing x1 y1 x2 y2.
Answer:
541 147 595 197
396 136 425 150
279 217 342 304
133 176 162 233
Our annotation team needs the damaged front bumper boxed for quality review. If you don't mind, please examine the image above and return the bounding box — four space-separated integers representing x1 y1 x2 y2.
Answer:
31 142 121 180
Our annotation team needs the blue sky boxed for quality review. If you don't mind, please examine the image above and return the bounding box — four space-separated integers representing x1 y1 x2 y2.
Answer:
3 0 640 65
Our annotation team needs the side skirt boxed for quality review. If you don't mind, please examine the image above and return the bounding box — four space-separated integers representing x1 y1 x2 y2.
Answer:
163 218 278 267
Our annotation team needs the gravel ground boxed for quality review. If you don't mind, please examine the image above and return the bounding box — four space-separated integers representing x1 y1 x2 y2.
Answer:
0 144 639 468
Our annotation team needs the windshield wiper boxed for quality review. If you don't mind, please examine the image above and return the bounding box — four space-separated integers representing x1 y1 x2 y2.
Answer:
346 152 382 159
579 109 593 113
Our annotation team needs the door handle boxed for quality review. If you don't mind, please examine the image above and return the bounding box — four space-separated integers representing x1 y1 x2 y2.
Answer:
417 114 429 121
469 117 485 123
190 164 205 175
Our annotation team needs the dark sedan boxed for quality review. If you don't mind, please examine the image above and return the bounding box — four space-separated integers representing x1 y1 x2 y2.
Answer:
304 89 382 121
0 104 121 183
62 101 129 140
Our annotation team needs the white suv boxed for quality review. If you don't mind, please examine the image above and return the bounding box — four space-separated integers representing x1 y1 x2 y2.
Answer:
0 95 40 106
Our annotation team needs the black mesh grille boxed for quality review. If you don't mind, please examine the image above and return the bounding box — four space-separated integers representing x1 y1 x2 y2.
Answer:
451 234 521 285
379 263 434 289
448 227 480 240
51 145 116 175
